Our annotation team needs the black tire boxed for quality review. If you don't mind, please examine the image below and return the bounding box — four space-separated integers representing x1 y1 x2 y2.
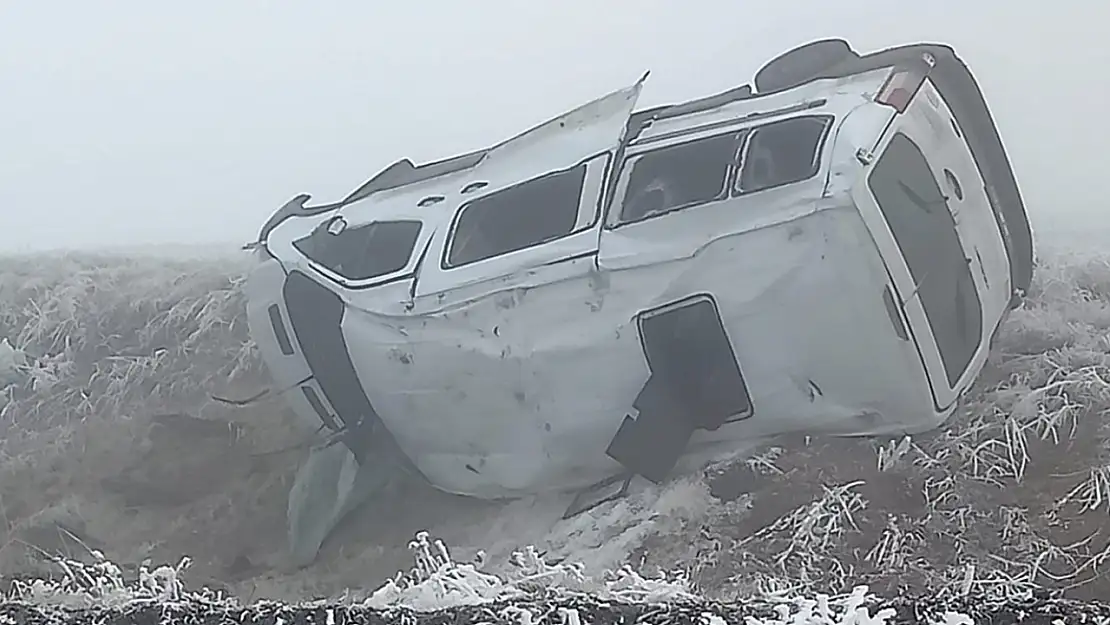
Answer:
754 38 859 94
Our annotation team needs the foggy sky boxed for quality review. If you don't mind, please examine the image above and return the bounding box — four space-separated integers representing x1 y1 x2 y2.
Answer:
2 2 1106 254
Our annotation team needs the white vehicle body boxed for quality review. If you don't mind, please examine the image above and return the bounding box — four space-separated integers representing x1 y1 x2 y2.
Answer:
245 41 1034 505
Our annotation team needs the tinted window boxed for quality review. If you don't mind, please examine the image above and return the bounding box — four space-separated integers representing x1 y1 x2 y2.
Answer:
737 116 831 194
618 132 741 224
446 163 586 268
869 133 982 387
293 220 422 281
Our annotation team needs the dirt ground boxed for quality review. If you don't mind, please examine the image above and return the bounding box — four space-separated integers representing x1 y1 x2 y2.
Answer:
4 254 1110 604
9 350 1110 604
630 361 1110 603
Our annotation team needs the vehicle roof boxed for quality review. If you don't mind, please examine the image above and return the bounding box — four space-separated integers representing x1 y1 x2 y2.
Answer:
342 43 957 200
257 42 969 244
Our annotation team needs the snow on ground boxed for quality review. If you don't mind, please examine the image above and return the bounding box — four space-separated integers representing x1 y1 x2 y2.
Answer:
3 529 1108 624
3 233 1110 620
0 540 974 625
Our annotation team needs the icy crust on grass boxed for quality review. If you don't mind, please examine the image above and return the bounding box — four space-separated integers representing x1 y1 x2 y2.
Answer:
0 251 259 436
8 250 1110 616
363 532 698 609
3 533 1110 625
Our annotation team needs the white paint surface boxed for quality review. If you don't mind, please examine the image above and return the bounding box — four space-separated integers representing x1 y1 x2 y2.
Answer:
248 56 1014 499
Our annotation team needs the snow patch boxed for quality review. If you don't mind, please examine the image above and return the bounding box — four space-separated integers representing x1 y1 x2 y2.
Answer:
5 531 976 625
447 476 715 582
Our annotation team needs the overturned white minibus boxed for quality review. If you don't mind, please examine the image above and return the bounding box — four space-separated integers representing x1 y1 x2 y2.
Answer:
243 39 1035 566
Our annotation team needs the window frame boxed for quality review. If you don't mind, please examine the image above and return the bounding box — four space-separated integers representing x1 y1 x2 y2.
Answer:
439 158 602 271
609 131 745 227
733 114 834 196
292 218 425 287
606 113 835 228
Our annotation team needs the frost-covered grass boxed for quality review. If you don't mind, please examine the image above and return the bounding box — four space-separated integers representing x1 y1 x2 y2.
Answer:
7 530 1108 625
4 532 695 612
5 248 1110 614
648 256 1110 603
0 250 258 430
0 250 292 591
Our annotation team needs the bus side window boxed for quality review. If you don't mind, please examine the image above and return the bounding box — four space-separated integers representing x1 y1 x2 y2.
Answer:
736 116 832 194
445 163 588 268
617 132 741 225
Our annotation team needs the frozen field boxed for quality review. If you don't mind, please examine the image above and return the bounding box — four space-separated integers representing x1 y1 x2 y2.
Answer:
2 228 1110 622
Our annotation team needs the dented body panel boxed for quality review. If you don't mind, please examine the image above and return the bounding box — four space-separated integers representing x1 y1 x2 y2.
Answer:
346 202 943 498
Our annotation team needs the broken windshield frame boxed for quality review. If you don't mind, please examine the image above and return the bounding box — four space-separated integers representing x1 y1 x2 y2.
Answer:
292 219 424 283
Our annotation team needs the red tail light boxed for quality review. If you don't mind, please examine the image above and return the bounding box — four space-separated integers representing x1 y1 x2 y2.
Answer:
875 52 936 113
875 68 926 113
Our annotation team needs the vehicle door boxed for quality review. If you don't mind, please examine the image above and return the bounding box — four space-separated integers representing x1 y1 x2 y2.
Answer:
852 65 1000 411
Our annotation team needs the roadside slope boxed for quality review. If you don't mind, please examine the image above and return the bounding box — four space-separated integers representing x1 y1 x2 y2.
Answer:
3 249 1110 604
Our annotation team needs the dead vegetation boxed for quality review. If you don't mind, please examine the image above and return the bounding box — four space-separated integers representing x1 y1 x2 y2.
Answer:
3 249 1110 605
633 257 1110 603
0 251 300 594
